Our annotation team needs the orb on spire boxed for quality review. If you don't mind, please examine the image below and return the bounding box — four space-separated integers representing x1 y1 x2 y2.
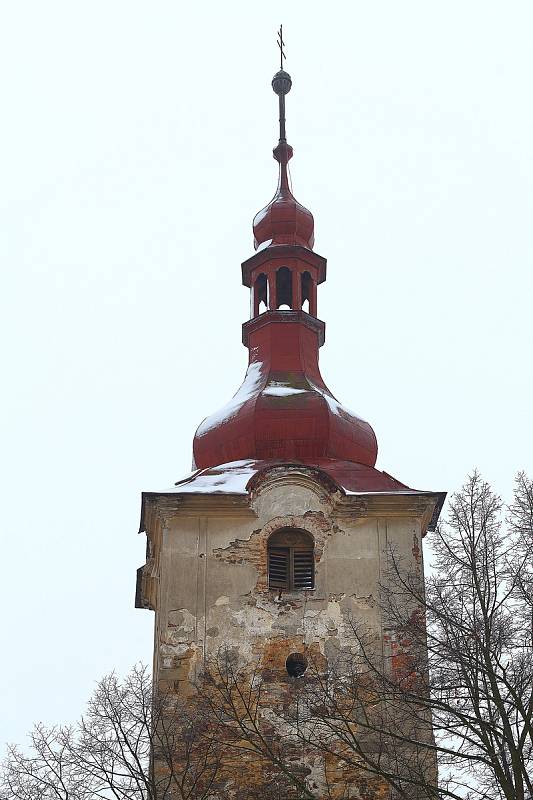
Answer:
252 30 315 251
272 70 292 96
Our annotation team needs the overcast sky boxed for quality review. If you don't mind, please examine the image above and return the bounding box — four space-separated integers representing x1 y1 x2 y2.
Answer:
1 1 532 747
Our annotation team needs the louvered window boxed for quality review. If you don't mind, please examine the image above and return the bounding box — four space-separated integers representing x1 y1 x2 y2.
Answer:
268 529 314 591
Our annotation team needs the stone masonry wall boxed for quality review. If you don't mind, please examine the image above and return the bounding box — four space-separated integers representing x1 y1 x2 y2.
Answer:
143 467 435 798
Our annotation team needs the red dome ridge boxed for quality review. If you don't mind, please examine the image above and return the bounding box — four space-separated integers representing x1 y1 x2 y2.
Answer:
253 141 315 251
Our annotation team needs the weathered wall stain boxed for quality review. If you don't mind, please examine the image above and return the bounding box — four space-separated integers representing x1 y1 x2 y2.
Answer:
139 466 438 797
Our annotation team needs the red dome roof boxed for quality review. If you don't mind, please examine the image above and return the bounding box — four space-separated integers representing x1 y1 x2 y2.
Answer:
191 69 378 475
193 314 378 471
253 142 314 251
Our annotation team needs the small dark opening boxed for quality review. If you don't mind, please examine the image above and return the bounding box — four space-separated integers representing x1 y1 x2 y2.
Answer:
286 652 308 677
301 271 312 313
276 266 292 309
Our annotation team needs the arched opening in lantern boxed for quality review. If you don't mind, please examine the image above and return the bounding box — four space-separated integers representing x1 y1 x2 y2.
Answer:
301 271 312 313
276 267 292 309
253 273 268 316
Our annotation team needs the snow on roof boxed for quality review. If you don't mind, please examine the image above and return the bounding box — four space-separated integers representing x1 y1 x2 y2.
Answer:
168 460 259 494
195 363 263 436
139 459 445 533
144 458 437 498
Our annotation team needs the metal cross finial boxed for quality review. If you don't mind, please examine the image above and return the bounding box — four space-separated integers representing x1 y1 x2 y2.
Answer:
277 25 286 70
272 27 291 145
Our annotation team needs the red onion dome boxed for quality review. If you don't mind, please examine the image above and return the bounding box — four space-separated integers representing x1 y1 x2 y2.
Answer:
191 66 378 473
192 317 378 471
253 141 315 251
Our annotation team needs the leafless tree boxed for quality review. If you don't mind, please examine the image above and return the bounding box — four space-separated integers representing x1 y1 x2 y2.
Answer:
420 470 533 800
1 665 225 800
361 470 533 800
4 474 532 800
198 473 533 800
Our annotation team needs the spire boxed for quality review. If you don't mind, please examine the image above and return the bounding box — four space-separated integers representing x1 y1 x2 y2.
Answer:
192 45 378 471
252 35 314 251
271 70 293 194
274 25 290 141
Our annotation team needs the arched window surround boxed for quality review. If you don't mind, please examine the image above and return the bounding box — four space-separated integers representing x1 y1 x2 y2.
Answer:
267 528 314 591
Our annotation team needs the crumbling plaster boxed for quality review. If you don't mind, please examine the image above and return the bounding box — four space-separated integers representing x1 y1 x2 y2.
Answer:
138 465 438 797
142 467 432 688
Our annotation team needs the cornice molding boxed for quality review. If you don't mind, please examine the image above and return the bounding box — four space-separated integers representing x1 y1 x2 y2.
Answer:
242 310 325 347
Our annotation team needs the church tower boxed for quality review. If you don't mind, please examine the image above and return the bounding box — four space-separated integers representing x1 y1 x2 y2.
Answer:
136 59 444 799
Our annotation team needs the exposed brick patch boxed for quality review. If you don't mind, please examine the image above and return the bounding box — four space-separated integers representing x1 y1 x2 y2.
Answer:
212 511 336 594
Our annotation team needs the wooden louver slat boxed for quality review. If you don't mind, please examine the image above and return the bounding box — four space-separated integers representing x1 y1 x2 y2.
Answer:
293 550 314 589
268 547 289 589
268 533 314 591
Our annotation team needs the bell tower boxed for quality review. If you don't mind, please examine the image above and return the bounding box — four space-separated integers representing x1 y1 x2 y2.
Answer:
193 66 376 471
136 56 444 799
